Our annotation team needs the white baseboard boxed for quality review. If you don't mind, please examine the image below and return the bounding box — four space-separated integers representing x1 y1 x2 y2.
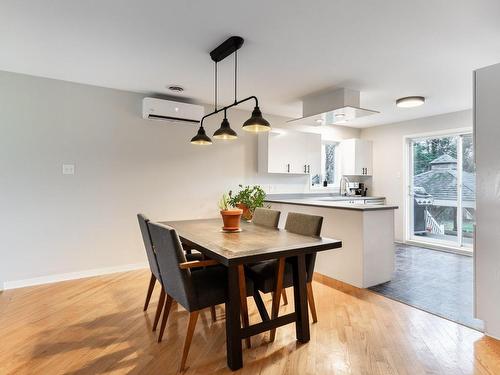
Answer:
2 262 148 290
402 240 473 257
485 332 500 341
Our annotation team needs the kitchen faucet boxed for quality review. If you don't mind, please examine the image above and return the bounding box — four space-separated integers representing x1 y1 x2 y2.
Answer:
339 176 351 196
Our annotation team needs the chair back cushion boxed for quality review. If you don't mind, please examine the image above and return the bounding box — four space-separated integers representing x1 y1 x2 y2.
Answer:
285 212 323 282
252 207 281 228
147 222 193 310
285 212 323 236
137 214 160 280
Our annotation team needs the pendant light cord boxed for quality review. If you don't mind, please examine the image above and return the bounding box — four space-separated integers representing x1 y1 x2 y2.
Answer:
214 62 218 111
234 49 238 104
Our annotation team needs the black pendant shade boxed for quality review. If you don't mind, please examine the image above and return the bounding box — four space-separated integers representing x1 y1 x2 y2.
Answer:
190 126 212 145
213 117 238 140
242 106 271 133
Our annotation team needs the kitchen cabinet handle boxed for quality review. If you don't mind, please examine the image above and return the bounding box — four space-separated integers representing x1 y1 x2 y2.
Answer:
304 165 307 173
307 164 310 173
287 163 290 173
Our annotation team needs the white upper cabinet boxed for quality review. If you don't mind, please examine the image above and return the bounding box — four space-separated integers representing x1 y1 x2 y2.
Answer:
258 130 321 174
340 138 373 176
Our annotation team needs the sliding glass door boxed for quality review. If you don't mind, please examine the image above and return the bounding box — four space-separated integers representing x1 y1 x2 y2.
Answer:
408 132 475 251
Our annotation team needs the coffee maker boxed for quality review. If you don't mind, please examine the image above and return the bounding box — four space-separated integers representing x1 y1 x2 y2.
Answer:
347 182 367 196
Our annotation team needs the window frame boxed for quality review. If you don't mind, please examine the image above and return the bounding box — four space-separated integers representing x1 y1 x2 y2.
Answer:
310 140 341 191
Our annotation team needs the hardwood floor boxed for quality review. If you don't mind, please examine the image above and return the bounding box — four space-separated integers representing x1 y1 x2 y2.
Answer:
0 270 499 375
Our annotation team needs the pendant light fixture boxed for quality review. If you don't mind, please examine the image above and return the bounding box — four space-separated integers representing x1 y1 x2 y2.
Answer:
191 36 271 145
242 106 271 132
213 110 238 139
190 125 212 145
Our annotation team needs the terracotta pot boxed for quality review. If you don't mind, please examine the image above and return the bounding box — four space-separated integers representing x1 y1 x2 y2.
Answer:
220 209 243 230
236 203 253 221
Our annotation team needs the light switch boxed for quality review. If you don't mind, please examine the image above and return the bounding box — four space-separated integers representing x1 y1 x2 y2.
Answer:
62 164 75 175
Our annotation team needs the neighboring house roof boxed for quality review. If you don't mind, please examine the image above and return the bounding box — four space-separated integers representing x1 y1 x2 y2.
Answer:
413 155 475 202
430 154 457 165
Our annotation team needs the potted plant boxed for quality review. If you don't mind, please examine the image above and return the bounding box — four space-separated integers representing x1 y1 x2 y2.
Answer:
218 193 243 231
229 184 267 221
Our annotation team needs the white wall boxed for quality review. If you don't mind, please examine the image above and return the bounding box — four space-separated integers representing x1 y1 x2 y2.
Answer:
0 71 358 287
360 110 473 241
474 62 500 339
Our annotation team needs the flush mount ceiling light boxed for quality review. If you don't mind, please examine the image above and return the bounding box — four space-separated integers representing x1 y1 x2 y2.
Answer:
167 85 184 92
191 36 271 145
396 96 425 108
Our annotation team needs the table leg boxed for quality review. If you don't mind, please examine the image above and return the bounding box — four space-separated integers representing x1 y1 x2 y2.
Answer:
225 265 243 370
292 254 310 342
238 265 251 348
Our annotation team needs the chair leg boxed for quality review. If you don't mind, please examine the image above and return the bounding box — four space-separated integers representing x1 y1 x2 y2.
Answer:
270 257 285 342
306 282 318 323
281 289 288 305
143 273 156 311
238 265 251 349
157 294 173 342
210 306 217 323
179 311 200 372
152 287 166 331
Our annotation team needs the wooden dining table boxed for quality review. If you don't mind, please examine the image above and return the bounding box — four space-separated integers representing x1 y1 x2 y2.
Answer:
161 218 342 371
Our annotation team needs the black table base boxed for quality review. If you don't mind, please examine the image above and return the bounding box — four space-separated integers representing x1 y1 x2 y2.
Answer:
225 254 310 371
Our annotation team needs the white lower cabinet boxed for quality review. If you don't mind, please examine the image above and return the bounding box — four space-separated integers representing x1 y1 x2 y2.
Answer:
258 130 321 175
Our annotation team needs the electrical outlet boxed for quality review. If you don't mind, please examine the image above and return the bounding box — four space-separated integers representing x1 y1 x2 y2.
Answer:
62 164 75 175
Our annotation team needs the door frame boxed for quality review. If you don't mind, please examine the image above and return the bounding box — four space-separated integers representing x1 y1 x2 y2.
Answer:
403 127 473 254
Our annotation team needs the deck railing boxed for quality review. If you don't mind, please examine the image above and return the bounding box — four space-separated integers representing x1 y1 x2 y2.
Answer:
425 209 445 235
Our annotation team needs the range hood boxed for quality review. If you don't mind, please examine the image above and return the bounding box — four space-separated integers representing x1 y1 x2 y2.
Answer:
288 88 379 126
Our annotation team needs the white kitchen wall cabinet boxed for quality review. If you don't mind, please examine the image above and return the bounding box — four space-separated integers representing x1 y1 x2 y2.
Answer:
340 138 373 176
258 130 321 174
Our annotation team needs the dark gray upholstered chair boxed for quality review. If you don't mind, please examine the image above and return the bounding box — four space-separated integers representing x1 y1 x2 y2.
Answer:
231 207 281 349
137 214 162 313
137 214 208 331
252 207 281 228
246 211 323 340
147 221 254 372
245 207 290 307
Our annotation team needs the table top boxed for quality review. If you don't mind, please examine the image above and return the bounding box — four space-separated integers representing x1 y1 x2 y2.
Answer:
160 218 342 266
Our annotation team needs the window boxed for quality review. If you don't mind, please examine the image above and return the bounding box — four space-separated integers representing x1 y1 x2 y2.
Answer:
408 131 475 251
311 141 339 188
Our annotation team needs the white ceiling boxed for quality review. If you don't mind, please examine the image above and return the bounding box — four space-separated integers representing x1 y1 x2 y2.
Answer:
1 0 499 128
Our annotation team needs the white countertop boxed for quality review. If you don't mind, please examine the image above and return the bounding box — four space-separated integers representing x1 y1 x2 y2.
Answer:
265 197 398 211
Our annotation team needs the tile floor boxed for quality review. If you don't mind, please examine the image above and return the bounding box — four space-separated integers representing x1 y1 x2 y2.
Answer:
369 243 483 331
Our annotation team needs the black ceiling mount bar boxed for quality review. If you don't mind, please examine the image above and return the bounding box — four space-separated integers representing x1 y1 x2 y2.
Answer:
210 36 244 63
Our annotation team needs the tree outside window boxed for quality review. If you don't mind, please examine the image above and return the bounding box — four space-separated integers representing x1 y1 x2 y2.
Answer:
311 142 338 187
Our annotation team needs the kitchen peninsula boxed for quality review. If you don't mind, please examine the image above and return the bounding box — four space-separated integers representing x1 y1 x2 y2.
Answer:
266 194 398 288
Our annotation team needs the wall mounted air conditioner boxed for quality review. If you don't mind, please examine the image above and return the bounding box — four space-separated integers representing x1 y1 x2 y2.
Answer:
142 98 204 124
